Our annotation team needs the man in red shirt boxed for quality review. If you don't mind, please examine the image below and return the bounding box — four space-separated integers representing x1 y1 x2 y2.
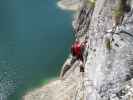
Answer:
71 41 84 61
60 40 87 78
71 40 86 72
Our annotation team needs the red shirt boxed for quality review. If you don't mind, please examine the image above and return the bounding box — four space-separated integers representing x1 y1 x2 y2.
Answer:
71 42 82 58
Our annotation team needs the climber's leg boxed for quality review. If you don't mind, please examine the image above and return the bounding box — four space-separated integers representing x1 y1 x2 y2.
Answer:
80 64 84 72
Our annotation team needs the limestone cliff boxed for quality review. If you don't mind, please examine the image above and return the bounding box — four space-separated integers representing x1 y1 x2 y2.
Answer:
84 0 133 99
24 0 133 100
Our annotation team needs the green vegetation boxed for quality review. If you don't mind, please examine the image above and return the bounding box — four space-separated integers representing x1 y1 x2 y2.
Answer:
112 0 127 18
106 39 112 50
112 8 123 17
112 4 124 17
112 0 125 25
87 0 96 7
41 77 57 85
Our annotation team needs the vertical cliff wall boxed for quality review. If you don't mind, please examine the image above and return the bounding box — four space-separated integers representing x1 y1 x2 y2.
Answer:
84 0 133 100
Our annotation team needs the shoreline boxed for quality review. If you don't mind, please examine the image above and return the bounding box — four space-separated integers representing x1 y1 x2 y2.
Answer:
22 78 58 99
22 79 61 100
57 0 81 11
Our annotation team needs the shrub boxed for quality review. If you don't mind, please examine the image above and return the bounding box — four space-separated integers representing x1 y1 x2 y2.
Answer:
112 0 124 17
87 0 96 7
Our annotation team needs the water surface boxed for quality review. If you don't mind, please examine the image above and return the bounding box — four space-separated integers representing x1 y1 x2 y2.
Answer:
0 0 74 99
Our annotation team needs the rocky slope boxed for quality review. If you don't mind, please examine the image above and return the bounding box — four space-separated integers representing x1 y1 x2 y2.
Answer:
24 0 133 100
23 57 84 100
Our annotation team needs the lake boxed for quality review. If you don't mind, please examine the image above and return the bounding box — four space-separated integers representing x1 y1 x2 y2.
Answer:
0 0 74 100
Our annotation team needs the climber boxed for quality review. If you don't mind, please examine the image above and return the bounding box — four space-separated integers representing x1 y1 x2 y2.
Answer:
71 40 87 72
60 40 87 78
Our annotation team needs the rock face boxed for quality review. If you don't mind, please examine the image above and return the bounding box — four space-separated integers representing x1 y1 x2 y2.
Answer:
24 0 133 100
84 0 133 100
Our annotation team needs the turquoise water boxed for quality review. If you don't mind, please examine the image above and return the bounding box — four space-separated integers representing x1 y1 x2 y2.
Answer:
0 0 74 100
